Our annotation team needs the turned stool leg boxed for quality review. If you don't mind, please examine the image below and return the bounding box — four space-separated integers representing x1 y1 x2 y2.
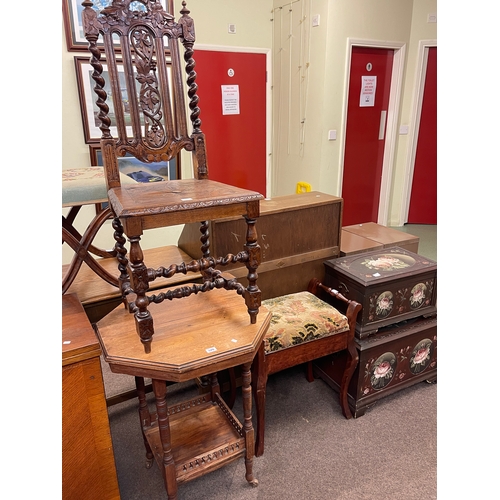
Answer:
339 341 358 420
62 206 117 293
151 379 178 500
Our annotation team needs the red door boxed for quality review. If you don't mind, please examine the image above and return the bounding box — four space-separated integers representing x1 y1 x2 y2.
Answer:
342 47 394 226
193 50 267 195
408 47 437 224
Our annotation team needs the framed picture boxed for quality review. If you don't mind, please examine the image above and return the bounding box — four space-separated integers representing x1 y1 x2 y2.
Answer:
74 56 173 144
89 144 180 182
62 0 174 52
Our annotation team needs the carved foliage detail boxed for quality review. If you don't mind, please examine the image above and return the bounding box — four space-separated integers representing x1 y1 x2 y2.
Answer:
131 27 166 148
95 1 174 32
81 1 103 37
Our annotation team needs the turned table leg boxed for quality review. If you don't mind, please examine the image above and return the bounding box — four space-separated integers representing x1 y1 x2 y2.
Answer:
251 343 266 457
241 361 258 487
152 379 178 500
135 376 154 469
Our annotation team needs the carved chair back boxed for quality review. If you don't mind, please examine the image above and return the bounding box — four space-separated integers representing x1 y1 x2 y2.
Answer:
81 1 264 355
81 0 206 190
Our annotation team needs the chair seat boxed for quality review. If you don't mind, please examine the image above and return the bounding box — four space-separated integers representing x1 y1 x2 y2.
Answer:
262 291 349 353
62 167 136 208
108 178 263 219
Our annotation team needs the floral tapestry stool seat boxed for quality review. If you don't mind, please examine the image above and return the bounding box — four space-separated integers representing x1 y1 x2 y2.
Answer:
251 278 362 456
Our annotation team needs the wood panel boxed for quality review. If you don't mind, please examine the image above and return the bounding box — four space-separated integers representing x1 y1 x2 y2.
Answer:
342 222 419 254
62 294 120 500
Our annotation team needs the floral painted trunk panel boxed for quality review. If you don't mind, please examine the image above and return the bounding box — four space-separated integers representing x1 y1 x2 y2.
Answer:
324 246 437 339
313 316 437 418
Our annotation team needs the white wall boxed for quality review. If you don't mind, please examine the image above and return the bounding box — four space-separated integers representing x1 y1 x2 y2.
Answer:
270 0 436 225
62 0 436 264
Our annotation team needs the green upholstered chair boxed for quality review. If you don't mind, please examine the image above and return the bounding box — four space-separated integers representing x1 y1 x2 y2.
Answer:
62 166 136 293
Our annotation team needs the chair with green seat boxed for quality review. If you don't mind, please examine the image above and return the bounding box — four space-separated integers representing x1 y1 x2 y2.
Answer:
62 166 138 293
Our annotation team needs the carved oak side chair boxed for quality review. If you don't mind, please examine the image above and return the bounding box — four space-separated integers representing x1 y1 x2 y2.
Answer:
81 2 272 497
81 0 264 354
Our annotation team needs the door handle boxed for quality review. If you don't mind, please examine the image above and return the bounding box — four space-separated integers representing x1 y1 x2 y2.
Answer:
378 110 387 140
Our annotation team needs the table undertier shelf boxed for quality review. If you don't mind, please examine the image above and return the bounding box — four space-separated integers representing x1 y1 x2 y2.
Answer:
145 393 247 484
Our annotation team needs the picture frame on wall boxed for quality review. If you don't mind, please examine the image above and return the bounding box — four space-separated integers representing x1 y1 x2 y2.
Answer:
62 0 174 52
89 144 180 182
74 56 173 144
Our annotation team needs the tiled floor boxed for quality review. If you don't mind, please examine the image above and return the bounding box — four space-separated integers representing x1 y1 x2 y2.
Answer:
390 224 437 262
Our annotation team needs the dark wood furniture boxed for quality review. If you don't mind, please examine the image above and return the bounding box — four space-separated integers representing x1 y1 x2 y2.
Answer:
63 245 204 408
323 246 437 338
81 0 264 354
62 294 120 500
316 247 437 417
252 278 362 456
95 288 271 498
80 2 272 497
178 191 343 299
313 316 437 417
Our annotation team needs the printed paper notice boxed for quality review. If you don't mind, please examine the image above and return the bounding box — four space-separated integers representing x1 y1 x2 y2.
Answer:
222 85 240 115
359 76 377 107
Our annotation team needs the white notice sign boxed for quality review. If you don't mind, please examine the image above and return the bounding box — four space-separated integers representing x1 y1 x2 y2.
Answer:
359 76 377 107
222 84 240 115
